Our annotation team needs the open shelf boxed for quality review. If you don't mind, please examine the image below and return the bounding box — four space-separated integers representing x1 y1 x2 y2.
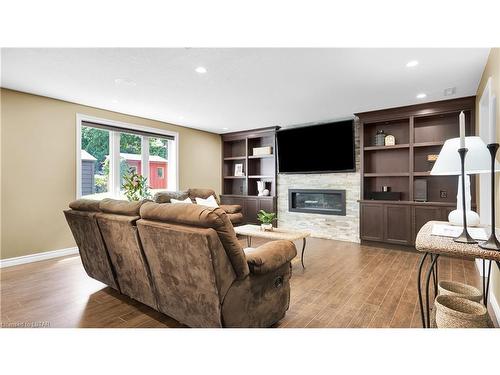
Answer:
363 118 410 147
364 144 409 151
221 127 278 200
248 154 274 159
413 141 445 148
223 156 246 160
364 172 409 177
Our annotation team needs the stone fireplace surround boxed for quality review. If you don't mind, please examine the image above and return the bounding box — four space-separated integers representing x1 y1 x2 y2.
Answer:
276 120 361 243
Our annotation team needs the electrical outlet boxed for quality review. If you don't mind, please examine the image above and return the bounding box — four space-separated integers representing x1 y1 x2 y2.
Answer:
440 190 447 198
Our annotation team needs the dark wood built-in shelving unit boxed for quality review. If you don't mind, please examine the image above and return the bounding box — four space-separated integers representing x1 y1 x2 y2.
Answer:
356 96 476 246
220 127 279 224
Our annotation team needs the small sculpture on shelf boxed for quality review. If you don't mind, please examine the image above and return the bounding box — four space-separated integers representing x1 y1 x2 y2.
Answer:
257 180 270 196
384 134 396 146
374 129 385 146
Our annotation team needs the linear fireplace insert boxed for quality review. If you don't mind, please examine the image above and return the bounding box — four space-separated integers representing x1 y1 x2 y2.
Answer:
288 189 346 216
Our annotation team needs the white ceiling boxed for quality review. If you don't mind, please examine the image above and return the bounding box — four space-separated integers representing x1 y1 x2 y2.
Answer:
1 48 490 134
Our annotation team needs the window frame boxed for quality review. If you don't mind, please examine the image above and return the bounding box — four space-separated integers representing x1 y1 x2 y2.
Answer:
76 113 179 199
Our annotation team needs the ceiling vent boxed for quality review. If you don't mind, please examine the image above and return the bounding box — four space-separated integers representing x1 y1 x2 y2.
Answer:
444 87 456 96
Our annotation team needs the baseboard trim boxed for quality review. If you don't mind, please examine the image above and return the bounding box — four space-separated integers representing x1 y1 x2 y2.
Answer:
0 247 79 268
475 259 500 324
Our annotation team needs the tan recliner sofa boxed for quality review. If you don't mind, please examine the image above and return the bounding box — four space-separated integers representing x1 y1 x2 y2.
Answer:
64 198 296 327
154 188 243 225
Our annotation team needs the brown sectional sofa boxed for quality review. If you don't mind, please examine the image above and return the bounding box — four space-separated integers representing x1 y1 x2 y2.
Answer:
64 198 296 327
153 188 244 225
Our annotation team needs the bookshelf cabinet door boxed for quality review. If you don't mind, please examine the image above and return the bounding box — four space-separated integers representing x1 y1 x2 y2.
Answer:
360 203 384 242
413 206 444 242
384 205 412 245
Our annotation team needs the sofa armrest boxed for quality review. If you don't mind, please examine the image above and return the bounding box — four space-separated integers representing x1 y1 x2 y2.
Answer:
219 204 242 214
245 240 297 274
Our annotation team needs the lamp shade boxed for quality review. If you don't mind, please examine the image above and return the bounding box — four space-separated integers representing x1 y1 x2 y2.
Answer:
430 136 500 176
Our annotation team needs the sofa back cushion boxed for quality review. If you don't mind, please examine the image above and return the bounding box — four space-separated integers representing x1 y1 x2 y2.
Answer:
96 212 157 309
99 198 145 216
64 202 119 290
137 220 236 327
140 202 249 279
188 188 221 205
153 190 189 204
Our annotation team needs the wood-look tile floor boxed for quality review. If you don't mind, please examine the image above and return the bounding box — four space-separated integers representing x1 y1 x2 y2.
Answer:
0 237 492 328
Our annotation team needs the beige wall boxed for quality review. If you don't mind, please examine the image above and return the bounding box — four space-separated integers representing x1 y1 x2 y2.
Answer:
0 88 221 259
475 48 500 308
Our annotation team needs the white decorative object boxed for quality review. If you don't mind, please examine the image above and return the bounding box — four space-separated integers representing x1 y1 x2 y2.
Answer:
489 95 496 143
171 197 193 204
431 223 488 241
253 146 272 156
257 181 265 196
234 163 244 176
261 223 273 231
262 188 270 196
431 136 500 227
459 111 466 148
195 195 219 208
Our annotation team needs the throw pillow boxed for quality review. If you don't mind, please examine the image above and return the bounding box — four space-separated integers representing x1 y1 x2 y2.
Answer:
195 195 219 208
170 197 193 204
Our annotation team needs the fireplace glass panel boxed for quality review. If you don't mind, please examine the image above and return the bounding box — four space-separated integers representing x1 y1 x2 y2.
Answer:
289 189 346 216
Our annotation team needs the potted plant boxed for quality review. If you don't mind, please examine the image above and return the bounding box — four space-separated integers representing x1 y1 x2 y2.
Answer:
122 169 152 201
257 210 276 231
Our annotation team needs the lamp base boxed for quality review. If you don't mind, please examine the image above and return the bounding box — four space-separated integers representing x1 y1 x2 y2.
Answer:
479 234 500 251
454 228 477 244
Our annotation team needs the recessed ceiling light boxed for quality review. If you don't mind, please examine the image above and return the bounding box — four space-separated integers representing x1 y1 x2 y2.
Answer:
114 78 136 87
416 93 427 99
195 66 207 74
112 99 119 103
406 60 419 68
178 116 184 120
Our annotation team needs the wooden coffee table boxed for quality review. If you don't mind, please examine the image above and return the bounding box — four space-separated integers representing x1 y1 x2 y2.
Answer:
234 224 311 268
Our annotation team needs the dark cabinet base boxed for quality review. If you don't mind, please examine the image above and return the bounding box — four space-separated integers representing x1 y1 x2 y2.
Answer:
360 201 455 246
221 195 277 224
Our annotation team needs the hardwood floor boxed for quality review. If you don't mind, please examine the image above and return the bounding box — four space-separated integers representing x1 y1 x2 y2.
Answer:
0 237 491 328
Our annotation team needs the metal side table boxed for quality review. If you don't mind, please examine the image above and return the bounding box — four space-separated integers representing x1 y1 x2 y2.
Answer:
415 221 500 328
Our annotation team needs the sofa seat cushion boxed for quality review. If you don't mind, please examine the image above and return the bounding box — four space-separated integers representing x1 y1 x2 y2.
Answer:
99 198 146 216
140 202 249 279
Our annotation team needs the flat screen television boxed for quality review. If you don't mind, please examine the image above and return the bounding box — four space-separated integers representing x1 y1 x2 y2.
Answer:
277 120 355 173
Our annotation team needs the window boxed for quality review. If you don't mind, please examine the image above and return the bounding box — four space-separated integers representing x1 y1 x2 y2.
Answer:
77 115 178 199
157 167 164 178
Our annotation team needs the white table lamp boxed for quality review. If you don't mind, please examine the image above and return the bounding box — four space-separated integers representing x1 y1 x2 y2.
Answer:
430 136 500 226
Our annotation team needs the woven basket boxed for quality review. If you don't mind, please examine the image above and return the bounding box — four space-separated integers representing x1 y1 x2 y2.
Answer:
435 295 488 328
438 281 482 302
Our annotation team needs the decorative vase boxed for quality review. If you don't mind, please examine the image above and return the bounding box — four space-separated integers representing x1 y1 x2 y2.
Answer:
261 223 273 231
434 295 488 328
375 130 385 146
257 181 265 196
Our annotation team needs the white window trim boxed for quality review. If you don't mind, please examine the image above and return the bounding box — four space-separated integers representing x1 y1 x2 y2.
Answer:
76 113 179 198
